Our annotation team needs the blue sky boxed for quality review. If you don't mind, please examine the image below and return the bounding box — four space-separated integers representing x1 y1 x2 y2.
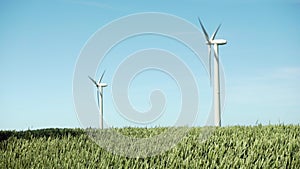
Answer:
1 0 299 130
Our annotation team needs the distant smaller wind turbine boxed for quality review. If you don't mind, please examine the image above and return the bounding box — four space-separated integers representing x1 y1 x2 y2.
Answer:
88 71 107 129
198 17 227 127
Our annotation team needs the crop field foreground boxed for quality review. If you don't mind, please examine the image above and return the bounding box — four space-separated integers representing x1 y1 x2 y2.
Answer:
0 125 299 168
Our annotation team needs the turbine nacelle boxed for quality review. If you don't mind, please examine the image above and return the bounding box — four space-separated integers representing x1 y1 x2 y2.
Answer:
210 39 227 45
94 83 108 88
99 83 108 87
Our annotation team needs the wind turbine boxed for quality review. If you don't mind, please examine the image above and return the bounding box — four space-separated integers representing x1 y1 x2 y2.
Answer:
198 17 227 127
88 71 107 129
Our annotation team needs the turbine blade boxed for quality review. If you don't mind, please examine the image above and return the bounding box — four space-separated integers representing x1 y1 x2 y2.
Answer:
97 90 100 107
210 24 221 41
213 46 219 64
208 46 212 86
99 70 106 83
197 17 210 42
100 91 103 98
99 90 103 103
88 76 98 86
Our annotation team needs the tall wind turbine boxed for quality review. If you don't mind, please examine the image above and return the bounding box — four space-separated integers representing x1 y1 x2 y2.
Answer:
88 71 107 129
198 18 227 127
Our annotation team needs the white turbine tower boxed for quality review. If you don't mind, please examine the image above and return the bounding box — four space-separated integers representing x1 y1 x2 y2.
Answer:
198 18 227 127
88 71 107 129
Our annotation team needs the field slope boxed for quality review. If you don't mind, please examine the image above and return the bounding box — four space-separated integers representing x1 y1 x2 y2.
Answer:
1 125 300 168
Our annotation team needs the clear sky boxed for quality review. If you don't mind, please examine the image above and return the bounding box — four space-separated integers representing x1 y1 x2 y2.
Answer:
1 0 300 130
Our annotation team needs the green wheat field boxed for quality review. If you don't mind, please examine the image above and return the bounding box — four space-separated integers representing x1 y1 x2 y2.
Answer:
1 125 299 168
